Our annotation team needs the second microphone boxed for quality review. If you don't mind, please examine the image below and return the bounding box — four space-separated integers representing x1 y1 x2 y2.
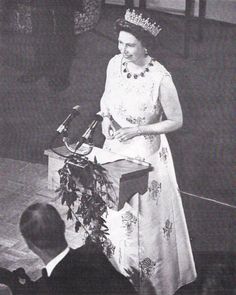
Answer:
75 113 103 151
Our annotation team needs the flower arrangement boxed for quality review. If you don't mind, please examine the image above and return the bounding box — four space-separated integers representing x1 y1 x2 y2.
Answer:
57 154 115 256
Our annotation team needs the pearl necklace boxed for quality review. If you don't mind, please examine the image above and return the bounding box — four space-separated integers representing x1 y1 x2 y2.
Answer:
122 58 154 79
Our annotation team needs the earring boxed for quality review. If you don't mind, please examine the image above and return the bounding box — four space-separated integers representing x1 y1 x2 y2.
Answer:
144 48 148 56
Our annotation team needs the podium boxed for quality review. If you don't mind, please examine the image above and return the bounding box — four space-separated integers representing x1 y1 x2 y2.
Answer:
44 145 152 211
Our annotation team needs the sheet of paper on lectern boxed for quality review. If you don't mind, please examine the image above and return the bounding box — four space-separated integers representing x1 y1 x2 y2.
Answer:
85 146 125 164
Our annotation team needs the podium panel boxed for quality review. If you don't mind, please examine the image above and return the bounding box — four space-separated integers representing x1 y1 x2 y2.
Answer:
44 145 152 210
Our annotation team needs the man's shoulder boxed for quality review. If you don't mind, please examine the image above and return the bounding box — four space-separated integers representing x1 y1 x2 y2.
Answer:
78 245 137 293
69 245 137 292
61 244 109 269
35 244 137 295
69 244 106 259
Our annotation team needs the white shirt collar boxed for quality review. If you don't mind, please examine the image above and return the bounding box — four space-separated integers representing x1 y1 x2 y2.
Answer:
45 246 70 277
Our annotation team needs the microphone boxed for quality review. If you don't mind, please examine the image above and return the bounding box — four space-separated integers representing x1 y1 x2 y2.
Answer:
56 105 80 134
75 113 103 151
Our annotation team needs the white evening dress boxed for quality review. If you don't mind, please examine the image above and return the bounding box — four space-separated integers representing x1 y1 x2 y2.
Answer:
100 54 197 295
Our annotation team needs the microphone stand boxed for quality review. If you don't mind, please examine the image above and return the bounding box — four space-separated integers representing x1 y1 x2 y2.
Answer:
49 113 99 160
63 136 93 156
49 129 70 159
61 134 95 171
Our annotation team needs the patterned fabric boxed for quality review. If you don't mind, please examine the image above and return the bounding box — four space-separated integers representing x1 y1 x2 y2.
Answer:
10 0 102 34
100 54 197 295
74 0 102 34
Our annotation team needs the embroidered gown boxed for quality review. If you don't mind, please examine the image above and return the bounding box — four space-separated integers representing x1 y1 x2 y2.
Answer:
100 54 197 295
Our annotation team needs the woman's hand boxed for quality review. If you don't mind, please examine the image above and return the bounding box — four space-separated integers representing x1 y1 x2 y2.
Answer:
114 127 140 142
102 117 116 139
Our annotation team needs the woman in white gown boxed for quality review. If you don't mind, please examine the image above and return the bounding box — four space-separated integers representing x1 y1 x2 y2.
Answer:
100 9 197 295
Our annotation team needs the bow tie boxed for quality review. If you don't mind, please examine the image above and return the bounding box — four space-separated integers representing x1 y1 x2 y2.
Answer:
41 268 48 279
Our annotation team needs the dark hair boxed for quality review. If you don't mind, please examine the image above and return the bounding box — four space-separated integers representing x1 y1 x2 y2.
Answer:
114 9 157 52
19 203 66 249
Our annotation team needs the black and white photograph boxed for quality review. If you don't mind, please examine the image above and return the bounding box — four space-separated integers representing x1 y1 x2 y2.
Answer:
0 0 235 294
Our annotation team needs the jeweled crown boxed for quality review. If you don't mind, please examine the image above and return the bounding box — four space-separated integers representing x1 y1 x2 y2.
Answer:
125 9 162 37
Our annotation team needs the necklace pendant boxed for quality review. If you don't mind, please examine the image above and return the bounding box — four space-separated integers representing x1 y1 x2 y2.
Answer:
133 74 138 79
127 73 131 78
140 72 145 77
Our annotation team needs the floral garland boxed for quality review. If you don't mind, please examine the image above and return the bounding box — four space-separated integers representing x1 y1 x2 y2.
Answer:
57 154 115 256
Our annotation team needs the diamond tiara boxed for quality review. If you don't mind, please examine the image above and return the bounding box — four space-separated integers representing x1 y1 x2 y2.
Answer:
124 9 162 37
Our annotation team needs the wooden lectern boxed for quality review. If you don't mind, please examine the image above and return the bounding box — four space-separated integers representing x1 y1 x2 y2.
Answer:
44 145 152 211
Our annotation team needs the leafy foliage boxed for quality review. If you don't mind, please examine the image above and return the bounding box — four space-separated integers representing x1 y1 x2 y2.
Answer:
57 154 115 255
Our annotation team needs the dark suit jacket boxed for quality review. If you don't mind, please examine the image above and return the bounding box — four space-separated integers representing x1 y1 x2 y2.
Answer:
29 245 137 295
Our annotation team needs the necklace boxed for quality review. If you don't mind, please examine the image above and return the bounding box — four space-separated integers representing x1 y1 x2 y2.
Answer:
122 58 154 79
